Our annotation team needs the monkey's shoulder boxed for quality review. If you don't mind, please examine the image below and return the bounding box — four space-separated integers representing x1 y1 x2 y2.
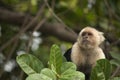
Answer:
64 42 81 62
95 48 106 59
64 48 72 61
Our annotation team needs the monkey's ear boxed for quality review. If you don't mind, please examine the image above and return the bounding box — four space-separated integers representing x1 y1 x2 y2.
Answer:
99 32 105 43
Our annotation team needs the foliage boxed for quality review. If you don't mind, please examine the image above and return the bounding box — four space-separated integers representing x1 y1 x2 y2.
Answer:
16 44 85 80
16 53 44 75
110 52 120 66
90 59 120 80
16 44 120 80
90 59 112 80
49 44 63 74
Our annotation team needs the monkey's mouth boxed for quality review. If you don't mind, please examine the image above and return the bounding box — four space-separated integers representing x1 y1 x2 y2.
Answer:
82 39 89 42
82 39 91 44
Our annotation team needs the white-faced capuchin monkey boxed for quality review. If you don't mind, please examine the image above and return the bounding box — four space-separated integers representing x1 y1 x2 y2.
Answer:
64 27 106 80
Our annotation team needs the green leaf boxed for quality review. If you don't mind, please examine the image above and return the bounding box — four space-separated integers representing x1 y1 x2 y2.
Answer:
40 68 56 80
60 62 85 80
60 0 77 9
110 52 120 62
109 77 120 80
90 65 105 80
110 59 120 66
60 70 85 80
16 54 44 75
90 59 112 80
61 62 77 73
26 73 52 80
97 59 112 80
31 0 37 6
49 44 63 74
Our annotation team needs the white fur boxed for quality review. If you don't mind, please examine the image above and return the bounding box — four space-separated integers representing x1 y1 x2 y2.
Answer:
71 42 105 67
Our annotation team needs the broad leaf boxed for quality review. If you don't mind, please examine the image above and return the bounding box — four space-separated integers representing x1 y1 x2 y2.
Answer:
26 73 52 80
60 70 85 80
16 54 44 75
61 62 76 73
97 59 112 80
60 62 85 80
40 68 56 80
110 52 120 66
49 44 63 74
90 59 112 80
110 59 120 66
90 64 105 80
110 52 120 62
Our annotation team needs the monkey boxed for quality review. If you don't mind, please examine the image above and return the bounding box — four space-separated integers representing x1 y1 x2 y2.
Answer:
64 27 106 80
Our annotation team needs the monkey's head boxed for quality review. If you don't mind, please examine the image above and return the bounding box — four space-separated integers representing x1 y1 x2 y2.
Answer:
77 27 105 49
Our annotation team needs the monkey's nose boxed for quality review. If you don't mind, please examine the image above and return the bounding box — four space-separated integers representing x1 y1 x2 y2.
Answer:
84 36 88 39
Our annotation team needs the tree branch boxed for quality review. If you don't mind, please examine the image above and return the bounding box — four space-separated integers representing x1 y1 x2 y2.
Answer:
1 7 119 46
0 7 77 43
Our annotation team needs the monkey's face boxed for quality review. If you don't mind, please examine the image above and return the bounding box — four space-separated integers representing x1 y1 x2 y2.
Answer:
78 27 105 49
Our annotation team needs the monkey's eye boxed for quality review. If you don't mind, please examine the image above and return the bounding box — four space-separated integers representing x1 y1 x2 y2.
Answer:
81 32 93 36
81 32 86 36
88 32 93 36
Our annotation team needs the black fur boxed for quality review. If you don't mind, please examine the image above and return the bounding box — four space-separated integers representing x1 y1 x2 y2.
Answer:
64 48 72 61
